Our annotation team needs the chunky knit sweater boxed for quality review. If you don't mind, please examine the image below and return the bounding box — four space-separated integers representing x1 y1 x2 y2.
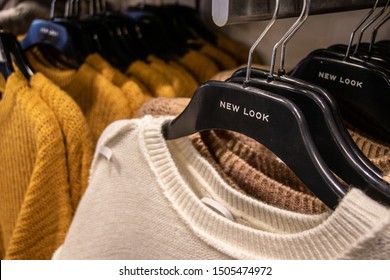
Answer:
176 50 219 83
199 41 238 70
85 53 151 116
26 51 134 145
29 73 94 210
126 60 176 98
147 55 198 98
53 116 390 259
0 72 72 259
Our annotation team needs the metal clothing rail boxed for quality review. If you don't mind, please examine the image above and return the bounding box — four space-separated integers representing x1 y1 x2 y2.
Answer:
212 0 388 26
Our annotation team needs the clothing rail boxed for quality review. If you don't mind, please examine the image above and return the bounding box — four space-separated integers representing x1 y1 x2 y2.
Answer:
212 0 388 26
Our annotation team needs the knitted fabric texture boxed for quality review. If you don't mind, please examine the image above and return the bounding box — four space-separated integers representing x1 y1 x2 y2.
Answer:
167 60 199 90
85 53 151 116
0 72 72 259
126 60 176 98
199 41 239 70
85 53 150 93
216 33 262 65
200 130 328 214
147 55 198 97
53 117 390 260
137 97 326 214
27 52 133 145
29 73 94 210
176 50 219 83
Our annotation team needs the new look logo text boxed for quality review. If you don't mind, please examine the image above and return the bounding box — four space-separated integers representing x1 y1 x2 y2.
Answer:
219 100 270 122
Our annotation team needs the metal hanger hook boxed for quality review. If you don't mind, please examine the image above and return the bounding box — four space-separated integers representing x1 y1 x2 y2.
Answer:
244 0 280 85
278 0 311 76
269 0 309 78
345 0 379 60
50 0 57 20
369 10 390 54
354 0 389 56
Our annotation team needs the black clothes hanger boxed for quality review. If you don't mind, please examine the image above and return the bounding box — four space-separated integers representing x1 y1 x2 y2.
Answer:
52 0 95 59
125 5 187 60
291 3 390 143
228 0 390 205
227 75 390 204
0 29 34 80
163 0 350 209
231 68 384 178
75 0 135 71
163 80 346 209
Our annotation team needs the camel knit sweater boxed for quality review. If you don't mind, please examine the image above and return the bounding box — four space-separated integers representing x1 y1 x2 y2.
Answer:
137 98 326 214
0 72 72 259
53 116 390 260
29 73 94 210
26 52 133 145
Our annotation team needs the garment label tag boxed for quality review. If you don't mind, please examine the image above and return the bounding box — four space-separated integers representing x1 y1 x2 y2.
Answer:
98 145 112 161
201 197 235 222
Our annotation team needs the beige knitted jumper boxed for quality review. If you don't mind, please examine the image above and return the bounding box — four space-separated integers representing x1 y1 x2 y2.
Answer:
53 117 390 260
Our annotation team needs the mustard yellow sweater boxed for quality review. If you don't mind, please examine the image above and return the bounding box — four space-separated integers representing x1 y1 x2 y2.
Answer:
176 50 219 83
126 60 176 98
26 52 133 145
147 55 198 98
29 73 94 210
85 53 151 116
0 72 72 259
216 33 262 65
199 41 239 70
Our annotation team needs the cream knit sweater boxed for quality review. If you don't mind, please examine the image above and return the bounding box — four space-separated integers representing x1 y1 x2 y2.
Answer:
53 116 390 260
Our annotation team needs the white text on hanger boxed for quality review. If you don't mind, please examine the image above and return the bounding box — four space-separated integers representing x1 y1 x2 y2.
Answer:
219 100 270 122
318 72 363 88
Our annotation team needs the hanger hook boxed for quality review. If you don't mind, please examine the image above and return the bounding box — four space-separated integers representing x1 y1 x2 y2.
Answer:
354 0 389 56
368 10 390 55
345 0 379 60
269 0 309 78
244 0 280 85
278 0 311 76
50 0 57 20
68 0 75 18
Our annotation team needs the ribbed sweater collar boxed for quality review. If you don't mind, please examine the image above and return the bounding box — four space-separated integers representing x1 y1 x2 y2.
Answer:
139 116 390 260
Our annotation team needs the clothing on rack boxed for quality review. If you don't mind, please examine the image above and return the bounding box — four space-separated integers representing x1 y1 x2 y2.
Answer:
0 72 73 259
0 1 389 261
52 116 390 260
137 97 328 214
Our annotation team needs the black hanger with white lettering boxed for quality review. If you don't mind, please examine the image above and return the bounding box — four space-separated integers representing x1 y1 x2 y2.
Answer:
163 80 347 209
227 0 390 205
163 0 350 209
290 2 390 143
